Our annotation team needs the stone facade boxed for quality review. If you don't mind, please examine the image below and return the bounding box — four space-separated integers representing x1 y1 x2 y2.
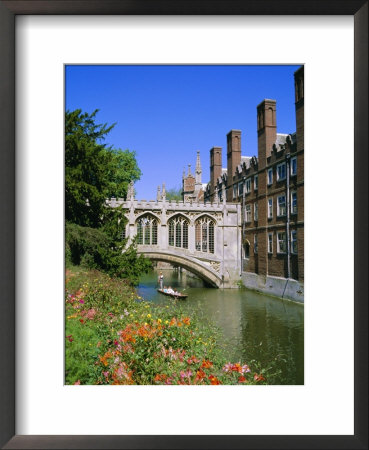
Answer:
106 196 241 288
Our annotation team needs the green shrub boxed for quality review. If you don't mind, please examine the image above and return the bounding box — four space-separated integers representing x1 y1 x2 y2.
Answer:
65 222 152 284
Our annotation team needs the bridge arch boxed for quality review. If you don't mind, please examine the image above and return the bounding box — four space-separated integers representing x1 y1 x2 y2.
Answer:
138 249 222 288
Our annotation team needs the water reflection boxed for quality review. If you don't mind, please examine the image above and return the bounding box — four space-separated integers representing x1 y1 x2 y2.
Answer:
137 269 304 384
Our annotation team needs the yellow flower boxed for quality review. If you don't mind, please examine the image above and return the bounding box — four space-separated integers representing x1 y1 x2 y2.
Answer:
165 320 169 325
157 319 162 323
144 322 148 326
147 313 151 318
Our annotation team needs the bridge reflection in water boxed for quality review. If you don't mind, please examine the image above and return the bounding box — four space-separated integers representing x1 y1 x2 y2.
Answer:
137 268 304 385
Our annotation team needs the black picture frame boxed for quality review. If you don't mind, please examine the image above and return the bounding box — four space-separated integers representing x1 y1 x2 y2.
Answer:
0 1 367 449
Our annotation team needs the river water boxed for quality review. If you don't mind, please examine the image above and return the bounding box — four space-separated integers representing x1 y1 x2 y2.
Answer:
137 268 304 384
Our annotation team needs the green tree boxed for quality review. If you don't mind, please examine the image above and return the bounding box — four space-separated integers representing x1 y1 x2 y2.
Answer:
107 149 141 199
166 186 183 201
65 109 141 227
65 109 151 284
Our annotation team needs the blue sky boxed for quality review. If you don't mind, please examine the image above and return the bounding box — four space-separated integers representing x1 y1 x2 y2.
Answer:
65 65 300 200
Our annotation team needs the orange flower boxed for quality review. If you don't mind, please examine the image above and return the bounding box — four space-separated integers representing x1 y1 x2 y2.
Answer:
201 359 213 369
238 376 247 383
99 351 112 367
182 317 191 326
154 373 168 383
195 368 206 382
253 373 265 382
208 375 221 385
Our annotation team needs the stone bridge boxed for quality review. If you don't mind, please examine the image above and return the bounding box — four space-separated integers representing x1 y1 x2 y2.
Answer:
107 193 242 288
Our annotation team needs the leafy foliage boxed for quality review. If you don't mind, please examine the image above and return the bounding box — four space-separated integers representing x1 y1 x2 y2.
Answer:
165 186 183 201
65 109 141 227
65 109 150 285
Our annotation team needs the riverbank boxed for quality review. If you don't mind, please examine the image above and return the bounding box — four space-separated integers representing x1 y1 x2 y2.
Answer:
65 267 271 385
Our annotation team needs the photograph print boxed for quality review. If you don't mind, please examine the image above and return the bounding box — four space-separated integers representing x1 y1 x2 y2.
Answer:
65 64 304 385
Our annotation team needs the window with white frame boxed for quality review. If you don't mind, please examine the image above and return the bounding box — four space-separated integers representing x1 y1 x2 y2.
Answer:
254 175 258 191
291 191 297 214
291 230 297 254
137 214 158 245
268 198 273 218
268 233 273 254
291 156 297 176
277 162 286 181
277 232 286 253
168 215 189 249
254 202 258 221
267 168 273 185
277 195 286 216
254 234 258 254
245 178 251 193
233 184 238 199
238 181 243 196
245 204 251 222
195 216 215 253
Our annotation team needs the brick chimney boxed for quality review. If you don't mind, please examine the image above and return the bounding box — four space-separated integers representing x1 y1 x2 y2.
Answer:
210 146 222 199
226 130 241 202
257 99 277 169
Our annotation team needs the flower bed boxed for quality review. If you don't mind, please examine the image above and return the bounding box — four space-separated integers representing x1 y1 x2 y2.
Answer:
65 267 267 385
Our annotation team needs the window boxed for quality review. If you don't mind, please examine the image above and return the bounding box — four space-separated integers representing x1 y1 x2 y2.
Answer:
291 156 297 176
291 191 297 214
268 198 273 218
245 204 251 222
277 232 286 253
254 203 258 221
195 216 215 253
268 233 273 254
168 215 189 249
254 234 258 254
277 162 286 181
245 178 251 193
119 227 126 241
291 230 297 254
277 195 286 216
238 181 243 196
254 175 258 191
233 184 238 199
137 215 158 245
267 168 273 185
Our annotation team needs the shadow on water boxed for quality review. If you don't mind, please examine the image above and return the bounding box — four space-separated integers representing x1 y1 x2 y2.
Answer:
137 268 304 384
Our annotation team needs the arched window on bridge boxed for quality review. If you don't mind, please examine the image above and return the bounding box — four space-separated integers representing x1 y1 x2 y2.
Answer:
168 215 188 249
195 216 215 253
136 215 158 245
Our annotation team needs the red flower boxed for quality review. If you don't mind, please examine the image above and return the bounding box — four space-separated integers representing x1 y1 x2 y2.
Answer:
238 376 247 383
201 360 213 369
79 319 84 324
208 375 221 385
254 373 265 382
195 369 206 382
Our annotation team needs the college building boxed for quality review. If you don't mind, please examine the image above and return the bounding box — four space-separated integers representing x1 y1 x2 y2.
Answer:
183 66 304 300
